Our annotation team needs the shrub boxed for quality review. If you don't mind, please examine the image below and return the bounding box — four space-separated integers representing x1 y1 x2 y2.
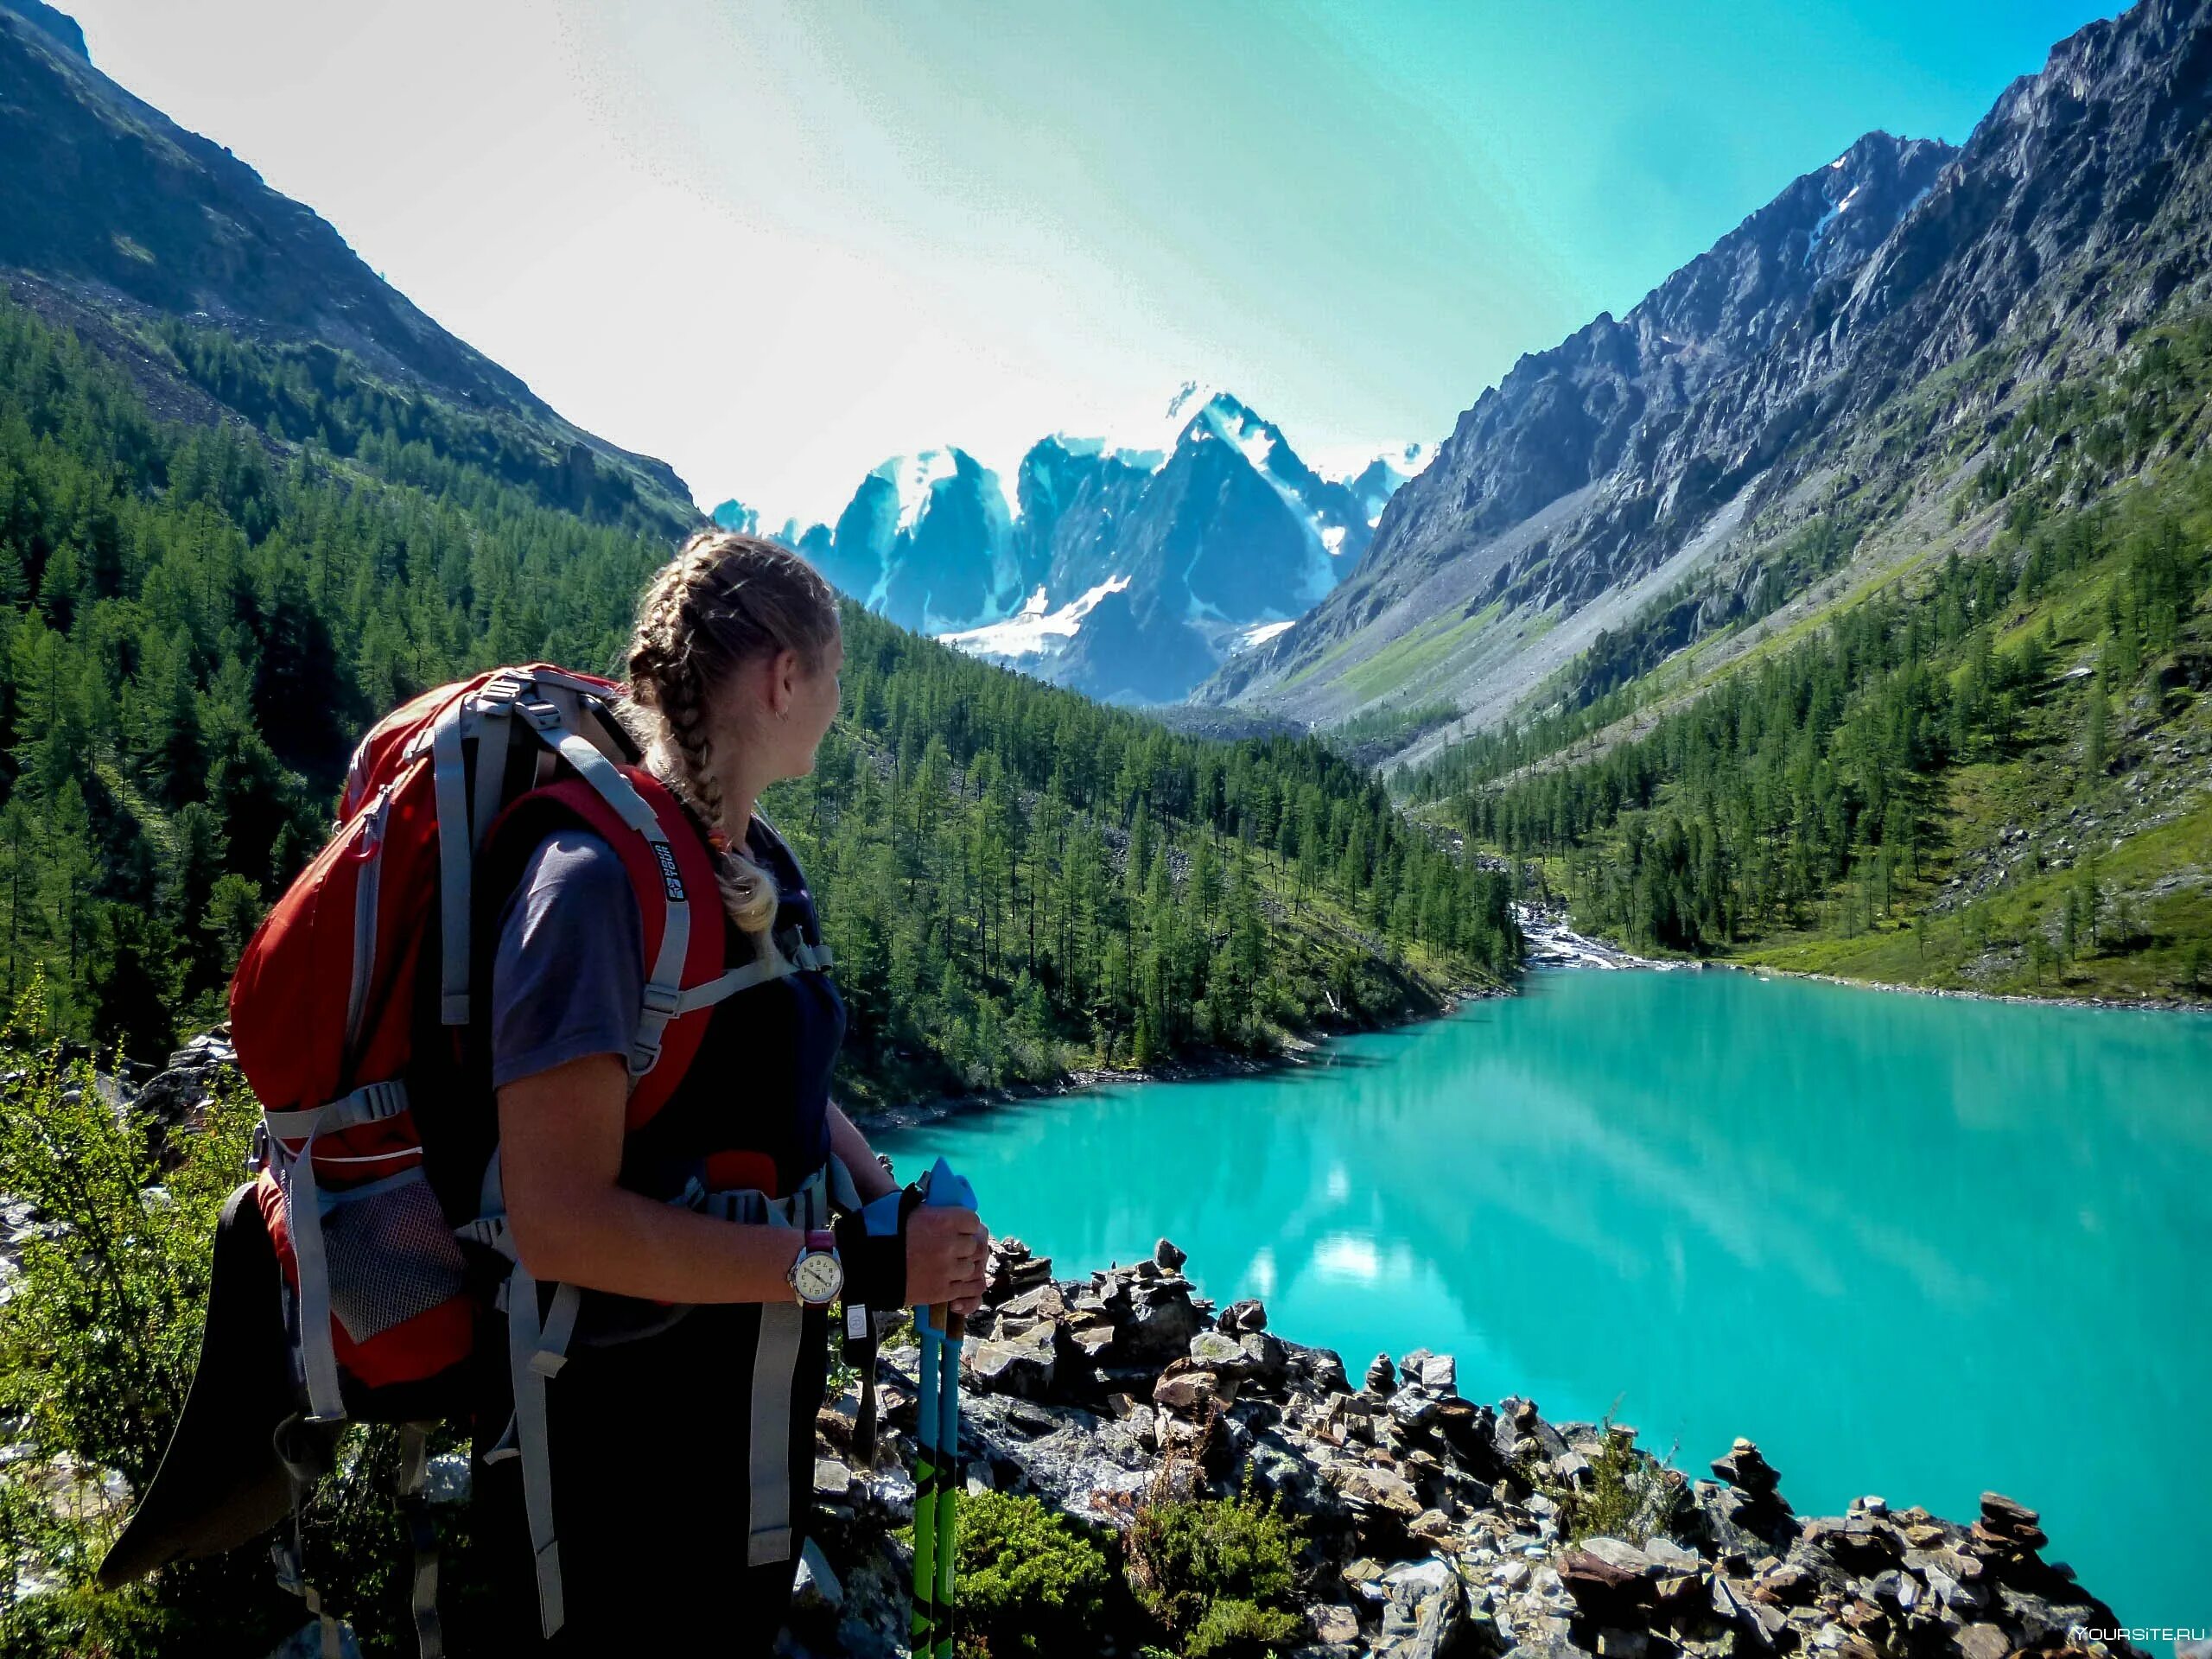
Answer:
1519 1407 1687 1547
1125 1477 1303 1659
0 984 453 1656
954 1489 1112 1656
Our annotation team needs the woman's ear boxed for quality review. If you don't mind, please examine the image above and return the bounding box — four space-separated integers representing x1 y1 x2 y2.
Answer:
773 646 803 718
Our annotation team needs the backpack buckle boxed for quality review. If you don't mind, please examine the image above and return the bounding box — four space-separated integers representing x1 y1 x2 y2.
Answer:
514 696 565 734
639 981 683 1019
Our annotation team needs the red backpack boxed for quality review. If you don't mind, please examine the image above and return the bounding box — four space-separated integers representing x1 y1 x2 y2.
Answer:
101 664 841 1651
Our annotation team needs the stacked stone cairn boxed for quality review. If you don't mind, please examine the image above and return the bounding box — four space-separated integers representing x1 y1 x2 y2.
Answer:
798 1234 2144 1659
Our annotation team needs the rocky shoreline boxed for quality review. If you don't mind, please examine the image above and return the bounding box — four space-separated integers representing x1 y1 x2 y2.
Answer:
797 1236 2153 1659
16 1034 2171 1658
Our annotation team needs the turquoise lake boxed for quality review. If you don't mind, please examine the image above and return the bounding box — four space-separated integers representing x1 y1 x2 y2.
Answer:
872 969 2211 1626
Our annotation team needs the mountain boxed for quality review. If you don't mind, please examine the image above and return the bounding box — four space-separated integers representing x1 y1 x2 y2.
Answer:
1195 129 1957 735
1203 0 2212 763
1379 0 2212 1004
753 386 1428 703
0 0 1517 1086
0 0 696 536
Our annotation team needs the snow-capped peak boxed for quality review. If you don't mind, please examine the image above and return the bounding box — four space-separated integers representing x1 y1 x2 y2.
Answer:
871 450 961 535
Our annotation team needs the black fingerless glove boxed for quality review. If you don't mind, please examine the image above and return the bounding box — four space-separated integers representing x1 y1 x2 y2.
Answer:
834 1182 922 1312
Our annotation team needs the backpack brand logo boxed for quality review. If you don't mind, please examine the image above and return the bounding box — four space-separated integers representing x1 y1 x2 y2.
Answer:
652 840 685 900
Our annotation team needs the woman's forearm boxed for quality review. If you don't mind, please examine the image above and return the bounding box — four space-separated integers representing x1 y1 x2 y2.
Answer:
829 1101 899 1202
512 1179 808 1304
500 1054 805 1304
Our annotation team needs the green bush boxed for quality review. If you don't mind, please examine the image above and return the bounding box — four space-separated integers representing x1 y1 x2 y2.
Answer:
953 1489 1112 1657
0 983 455 1656
1125 1478 1303 1659
1518 1408 1686 1547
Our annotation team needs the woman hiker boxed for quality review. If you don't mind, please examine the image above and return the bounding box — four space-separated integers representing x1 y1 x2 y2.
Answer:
474 528 990 1652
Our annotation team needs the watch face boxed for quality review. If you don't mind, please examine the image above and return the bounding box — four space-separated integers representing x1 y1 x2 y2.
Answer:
793 1251 844 1302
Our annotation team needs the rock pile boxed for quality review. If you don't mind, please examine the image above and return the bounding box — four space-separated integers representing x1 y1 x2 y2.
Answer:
800 1238 2145 1659
128 1028 236 1160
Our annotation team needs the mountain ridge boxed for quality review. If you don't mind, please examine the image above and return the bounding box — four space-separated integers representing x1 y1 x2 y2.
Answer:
0 0 697 535
1198 0 2212 766
728 391 1431 703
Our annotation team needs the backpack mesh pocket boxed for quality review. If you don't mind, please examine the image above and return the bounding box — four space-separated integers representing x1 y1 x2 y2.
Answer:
318 1167 468 1344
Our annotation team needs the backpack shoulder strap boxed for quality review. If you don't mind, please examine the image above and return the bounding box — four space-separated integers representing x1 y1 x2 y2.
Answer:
481 765 725 1129
752 810 835 973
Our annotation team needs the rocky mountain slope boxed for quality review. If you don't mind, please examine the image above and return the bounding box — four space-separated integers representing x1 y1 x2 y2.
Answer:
0 0 696 535
725 388 1428 704
1199 0 2212 766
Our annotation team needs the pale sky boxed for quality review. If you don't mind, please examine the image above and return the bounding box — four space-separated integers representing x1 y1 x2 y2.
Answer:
66 0 2117 530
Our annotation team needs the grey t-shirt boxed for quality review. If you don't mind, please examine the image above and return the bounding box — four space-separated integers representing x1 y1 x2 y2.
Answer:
489 830 645 1090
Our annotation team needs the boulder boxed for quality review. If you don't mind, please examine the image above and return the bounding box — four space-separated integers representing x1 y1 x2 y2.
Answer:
1153 1369 1231 1414
1188 1329 1252 1376
1287 1342 1351 1395
1153 1236 1187 1273
1366 1353 1397 1395
1238 1329 1290 1388
813 1457 854 1500
1324 1461 1423 1519
1114 1276 1204 1368
1222 1297 1268 1333
1309 1602 1361 1646
964 1324 1056 1399
1560 1542 1652 1620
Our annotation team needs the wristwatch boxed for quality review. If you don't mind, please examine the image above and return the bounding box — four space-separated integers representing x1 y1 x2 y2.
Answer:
787 1229 844 1306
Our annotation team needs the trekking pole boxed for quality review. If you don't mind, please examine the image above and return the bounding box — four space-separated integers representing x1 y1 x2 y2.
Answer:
909 1300 942 1658
932 1306 965 1659
906 1157 976 1659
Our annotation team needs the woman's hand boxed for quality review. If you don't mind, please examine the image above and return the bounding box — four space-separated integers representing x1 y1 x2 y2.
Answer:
906 1205 988 1316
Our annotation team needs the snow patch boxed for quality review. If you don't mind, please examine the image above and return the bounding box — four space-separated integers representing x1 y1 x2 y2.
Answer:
1803 182 1864 267
1321 524 1348 554
938 574 1131 660
1231 619 1296 654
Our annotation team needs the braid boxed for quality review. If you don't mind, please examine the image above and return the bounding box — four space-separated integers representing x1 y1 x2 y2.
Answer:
621 530 842 939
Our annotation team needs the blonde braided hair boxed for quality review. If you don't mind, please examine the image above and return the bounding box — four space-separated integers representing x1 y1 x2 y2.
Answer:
621 529 842 938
